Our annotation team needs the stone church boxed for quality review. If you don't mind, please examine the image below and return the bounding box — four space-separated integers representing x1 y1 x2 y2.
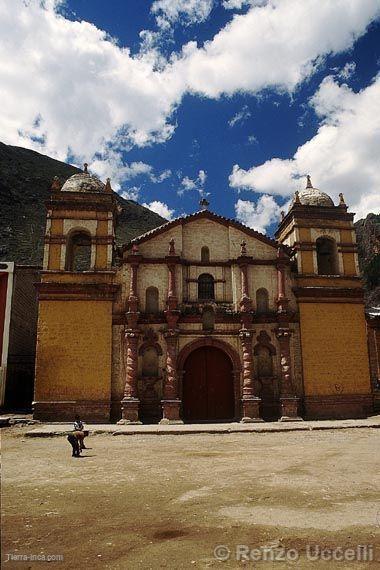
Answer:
33 168 373 423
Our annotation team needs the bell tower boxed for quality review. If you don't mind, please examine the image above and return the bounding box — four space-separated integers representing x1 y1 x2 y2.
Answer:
34 165 119 422
276 176 372 419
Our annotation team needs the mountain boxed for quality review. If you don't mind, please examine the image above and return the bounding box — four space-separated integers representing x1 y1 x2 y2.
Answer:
0 142 166 265
355 213 380 308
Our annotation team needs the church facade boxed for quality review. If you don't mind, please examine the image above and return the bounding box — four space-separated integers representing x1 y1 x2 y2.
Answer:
33 168 373 423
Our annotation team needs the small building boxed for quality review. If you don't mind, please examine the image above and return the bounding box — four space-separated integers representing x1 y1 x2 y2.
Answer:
33 170 374 423
0 262 40 409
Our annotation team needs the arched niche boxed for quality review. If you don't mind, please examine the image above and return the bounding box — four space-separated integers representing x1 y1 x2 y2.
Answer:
256 288 269 314
141 346 160 377
145 286 159 314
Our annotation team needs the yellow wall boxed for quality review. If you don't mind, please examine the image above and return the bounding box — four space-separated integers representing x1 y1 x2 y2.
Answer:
342 252 357 276
299 302 371 396
35 300 112 401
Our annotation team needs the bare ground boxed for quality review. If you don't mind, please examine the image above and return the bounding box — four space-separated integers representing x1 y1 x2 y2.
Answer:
2 428 380 569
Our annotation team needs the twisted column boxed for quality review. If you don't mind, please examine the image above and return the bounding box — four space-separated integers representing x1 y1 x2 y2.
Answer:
239 329 262 422
276 328 302 421
118 330 141 424
160 331 182 424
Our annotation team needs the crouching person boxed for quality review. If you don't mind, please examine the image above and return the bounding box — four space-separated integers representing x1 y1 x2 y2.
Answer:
67 432 80 457
73 415 87 450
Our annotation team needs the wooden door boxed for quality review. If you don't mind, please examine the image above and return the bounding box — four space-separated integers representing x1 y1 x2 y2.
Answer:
182 346 234 422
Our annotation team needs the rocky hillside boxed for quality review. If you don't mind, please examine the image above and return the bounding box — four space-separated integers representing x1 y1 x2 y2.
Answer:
0 142 166 265
355 213 380 308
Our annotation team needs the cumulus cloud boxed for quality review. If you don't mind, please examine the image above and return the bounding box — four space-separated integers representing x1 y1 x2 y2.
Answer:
120 186 141 201
0 0 182 163
222 0 267 9
151 0 214 28
142 200 175 219
235 196 281 233
228 105 251 127
178 169 207 195
230 75 380 219
338 61 357 80
90 150 171 191
1 0 380 193
175 0 380 98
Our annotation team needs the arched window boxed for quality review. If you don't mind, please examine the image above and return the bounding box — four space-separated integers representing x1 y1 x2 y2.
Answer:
146 286 159 314
198 273 215 300
201 246 210 262
316 237 338 275
256 288 269 314
202 306 215 331
142 346 159 377
257 346 273 377
65 231 91 271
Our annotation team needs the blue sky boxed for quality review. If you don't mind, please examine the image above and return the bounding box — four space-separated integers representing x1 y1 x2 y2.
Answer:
1 0 380 235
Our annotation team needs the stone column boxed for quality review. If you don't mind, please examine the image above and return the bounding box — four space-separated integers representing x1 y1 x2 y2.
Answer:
160 239 183 423
118 330 141 424
275 327 302 421
118 245 142 424
160 330 183 424
239 329 263 422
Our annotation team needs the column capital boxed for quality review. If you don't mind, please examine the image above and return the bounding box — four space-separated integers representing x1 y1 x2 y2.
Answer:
239 328 255 340
275 327 292 340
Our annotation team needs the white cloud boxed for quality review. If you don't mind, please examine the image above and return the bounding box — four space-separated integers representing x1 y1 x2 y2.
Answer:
228 105 251 127
338 61 357 80
1 0 380 188
120 186 141 201
222 0 267 10
178 169 207 195
151 0 214 27
235 196 281 233
0 0 182 162
230 74 380 219
142 200 175 219
247 134 258 144
175 0 380 98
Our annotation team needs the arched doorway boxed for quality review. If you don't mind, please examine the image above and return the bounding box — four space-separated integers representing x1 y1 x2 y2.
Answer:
182 346 235 422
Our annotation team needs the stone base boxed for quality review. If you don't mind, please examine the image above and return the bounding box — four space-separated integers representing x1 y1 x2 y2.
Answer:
279 397 303 422
241 397 264 423
303 394 373 420
160 399 183 424
117 398 141 425
33 400 110 423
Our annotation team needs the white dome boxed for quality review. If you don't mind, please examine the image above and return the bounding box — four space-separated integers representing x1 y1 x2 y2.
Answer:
291 176 334 208
61 169 104 193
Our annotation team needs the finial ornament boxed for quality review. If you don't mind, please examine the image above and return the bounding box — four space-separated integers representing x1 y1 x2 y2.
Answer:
169 238 176 256
339 192 346 206
199 197 209 211
281 210 285 220
132 243 139 255
83 163 88 173
294 190 301 204
105 178 112 193
306 174 313 188
240 241 247 256
51 176 61 191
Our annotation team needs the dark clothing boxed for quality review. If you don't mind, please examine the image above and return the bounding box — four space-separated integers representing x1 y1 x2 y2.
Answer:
67 433 80 457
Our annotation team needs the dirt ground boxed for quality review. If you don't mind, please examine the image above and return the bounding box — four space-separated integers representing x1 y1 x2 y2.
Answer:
2 428 380 569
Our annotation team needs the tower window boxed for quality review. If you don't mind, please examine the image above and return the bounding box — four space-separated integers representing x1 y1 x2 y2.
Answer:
198 273 215 300
65 231 91 271
316 237 338 275
201 246 210 262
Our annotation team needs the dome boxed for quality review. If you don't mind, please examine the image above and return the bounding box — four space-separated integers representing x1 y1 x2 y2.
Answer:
291 176 334 208
61 164 105 193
